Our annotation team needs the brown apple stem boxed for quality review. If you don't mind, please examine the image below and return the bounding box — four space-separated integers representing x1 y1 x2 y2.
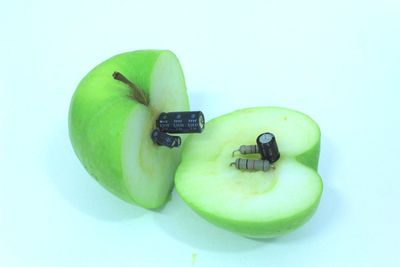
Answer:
112 71 149 106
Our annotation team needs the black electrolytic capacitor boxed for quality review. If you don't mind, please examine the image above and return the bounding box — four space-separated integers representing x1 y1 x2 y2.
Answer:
256 132 280 163
151 129 181 148
156 111 204 134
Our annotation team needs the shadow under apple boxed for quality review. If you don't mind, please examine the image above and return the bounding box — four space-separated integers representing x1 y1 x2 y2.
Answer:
45 122 146 221
154 189 268 252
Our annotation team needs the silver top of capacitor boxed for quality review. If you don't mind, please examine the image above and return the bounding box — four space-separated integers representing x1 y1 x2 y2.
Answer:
199 114 204 129
258 133 273 144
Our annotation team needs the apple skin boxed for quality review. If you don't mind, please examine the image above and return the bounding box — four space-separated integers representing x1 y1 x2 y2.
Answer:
175 107 323 238
69 50 189 208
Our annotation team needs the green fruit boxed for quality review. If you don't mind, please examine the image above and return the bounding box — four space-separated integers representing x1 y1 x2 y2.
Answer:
175 107 322 238
69 50 189 209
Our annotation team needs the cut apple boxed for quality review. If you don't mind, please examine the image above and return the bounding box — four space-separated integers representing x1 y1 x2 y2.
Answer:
175 107 323 238
69 50 189 208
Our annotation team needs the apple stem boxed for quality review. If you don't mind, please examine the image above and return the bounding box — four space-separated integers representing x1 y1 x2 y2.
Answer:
112 72 149 106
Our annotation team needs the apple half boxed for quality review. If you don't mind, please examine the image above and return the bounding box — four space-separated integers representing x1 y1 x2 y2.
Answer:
69 50 189 209
175 107 323 238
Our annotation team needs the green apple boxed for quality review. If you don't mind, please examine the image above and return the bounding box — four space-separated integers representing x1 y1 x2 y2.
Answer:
175 107 322 238
69 50 189 209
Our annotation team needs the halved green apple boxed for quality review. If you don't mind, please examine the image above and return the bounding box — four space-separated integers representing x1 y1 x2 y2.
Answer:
175 107 322 238
69 50 189 209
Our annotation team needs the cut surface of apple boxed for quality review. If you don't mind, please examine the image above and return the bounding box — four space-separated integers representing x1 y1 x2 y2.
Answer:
175 107 322 238
69 50 189 208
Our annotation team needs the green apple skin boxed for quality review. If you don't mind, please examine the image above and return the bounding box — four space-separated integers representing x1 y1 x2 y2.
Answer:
69 50 189 209
175 107 323 238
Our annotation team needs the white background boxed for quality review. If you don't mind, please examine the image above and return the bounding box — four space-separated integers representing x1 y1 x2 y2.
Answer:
1 1 400 266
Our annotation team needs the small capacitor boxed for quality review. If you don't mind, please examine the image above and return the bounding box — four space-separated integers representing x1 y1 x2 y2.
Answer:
256 132 280 163
232 145 259 157
230 158 273 172
151 129 181 148
156 111 204 134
